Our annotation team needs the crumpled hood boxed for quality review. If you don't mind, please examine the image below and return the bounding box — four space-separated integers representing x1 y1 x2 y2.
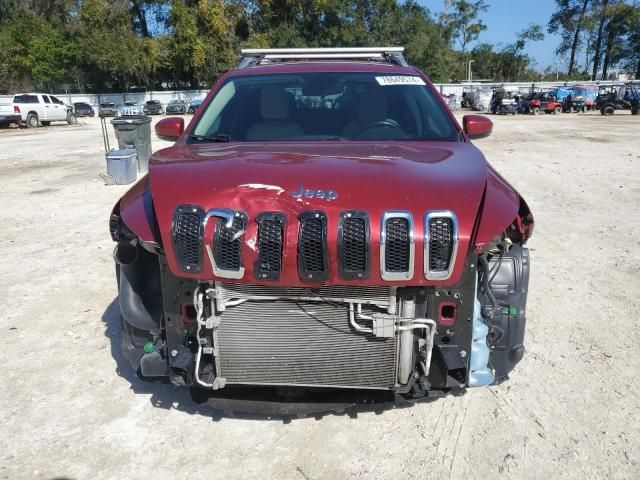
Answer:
149 141 494 285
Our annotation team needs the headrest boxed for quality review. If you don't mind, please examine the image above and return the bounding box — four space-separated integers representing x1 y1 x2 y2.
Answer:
260 86 291 120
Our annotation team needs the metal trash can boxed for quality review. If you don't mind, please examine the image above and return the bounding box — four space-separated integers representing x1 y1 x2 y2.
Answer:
106 149 137 185
111 115 152 172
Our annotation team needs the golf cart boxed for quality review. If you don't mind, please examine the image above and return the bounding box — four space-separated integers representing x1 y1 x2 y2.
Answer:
596 83 640 115
528 91 563 115
490 87 518 115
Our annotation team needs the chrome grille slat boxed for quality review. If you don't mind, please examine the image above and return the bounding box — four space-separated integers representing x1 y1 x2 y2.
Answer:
380 211 415 281
214 215 245 271
217 300 397 389
424 210 459 280
338 211 370 280
255 213 285 280
172 205 204 272
297 211 328 281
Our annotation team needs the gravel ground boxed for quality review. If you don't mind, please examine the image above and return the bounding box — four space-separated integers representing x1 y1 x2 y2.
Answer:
0 111 639 480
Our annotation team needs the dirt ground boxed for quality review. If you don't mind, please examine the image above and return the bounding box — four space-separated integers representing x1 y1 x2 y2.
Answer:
0 110 639 480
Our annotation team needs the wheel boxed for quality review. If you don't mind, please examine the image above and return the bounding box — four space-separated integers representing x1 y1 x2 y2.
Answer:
532 107 540 115
632 107 638 116
41 121 51 126
582 106 587 113
26 113 39 128
67 112 76 125
601 105 615 116
554 106 562 114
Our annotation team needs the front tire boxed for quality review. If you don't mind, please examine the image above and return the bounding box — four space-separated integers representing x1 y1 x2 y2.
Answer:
26 113 39 128
67 112 76 125
554 106 562 114
601 105 615 116
532 107 540 115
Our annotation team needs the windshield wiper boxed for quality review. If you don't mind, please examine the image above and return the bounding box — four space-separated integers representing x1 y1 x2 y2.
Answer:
189 134 231 143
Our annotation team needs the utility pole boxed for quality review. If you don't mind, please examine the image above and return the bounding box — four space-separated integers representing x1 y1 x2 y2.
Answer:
555 58 565 81
467 59 475 83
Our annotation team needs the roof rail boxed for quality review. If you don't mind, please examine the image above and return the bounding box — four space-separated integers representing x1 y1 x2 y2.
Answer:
238 47 408 69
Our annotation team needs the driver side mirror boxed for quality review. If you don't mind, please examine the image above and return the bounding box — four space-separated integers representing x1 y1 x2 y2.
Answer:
155 117 184 141
463 115 493 139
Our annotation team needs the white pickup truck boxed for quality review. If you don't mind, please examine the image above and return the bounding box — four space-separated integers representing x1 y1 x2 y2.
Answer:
0 93 74 128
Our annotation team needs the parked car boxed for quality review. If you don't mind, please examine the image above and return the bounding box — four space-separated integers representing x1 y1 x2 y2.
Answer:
165 99 188 114
596 83 640 115
0 93 74 128
118 101 144 116
143 100 164 115
109 47 534 413
99 102 118 117
187 98 204 114
74 102 95 117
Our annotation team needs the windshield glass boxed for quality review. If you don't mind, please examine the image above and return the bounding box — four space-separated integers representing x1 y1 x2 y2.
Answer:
169 100 182 104
191 72 459 142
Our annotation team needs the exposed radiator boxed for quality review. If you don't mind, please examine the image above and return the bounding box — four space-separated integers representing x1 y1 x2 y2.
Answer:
216 300 398 389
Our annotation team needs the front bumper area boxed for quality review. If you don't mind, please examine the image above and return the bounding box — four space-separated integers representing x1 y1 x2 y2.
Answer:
114 233 529 410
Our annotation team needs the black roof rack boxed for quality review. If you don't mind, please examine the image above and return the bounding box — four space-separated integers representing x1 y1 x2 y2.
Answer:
237 47 408 69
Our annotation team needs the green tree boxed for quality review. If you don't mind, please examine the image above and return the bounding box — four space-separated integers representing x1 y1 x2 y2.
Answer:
548 0 593 78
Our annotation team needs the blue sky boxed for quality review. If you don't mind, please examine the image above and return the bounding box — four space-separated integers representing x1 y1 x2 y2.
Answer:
420 0 563 69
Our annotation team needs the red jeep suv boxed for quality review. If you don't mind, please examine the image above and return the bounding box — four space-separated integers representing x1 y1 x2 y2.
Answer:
109 48 534 414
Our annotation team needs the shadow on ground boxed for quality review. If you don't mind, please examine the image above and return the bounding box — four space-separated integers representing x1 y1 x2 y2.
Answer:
101 298 450 422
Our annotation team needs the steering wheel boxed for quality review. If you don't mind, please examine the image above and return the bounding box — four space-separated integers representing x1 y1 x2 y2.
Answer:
355 119 402 138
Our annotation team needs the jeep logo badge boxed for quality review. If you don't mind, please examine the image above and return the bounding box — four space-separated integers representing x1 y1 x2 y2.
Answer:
290 185 338 202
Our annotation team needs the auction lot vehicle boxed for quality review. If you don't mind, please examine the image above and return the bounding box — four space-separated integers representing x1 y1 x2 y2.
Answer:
188 98 204 114
0 93 74 127
471 86 493 112
528 91 562 115
490 88 518 115
597 83 640 115
166 99 188 114
74 102 95 117
99 102 118 117
143 100 164 115
118 101 144 116
109 48 534 413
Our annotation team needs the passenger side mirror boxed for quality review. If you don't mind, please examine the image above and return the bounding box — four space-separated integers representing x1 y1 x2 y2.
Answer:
463 115 493 139
155 117 184 141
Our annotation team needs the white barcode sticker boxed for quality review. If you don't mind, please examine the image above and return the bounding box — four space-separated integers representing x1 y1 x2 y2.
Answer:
375 76 426 86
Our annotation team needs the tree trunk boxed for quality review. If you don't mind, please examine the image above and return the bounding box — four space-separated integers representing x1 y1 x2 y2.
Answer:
602 27 615 80
132 1 150 38
591 0 609 79
568 0 590 77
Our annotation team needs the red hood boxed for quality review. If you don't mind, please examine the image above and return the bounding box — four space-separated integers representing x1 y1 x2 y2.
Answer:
149 141 494 286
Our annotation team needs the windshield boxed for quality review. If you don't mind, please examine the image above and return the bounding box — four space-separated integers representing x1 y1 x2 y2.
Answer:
191 72 459 142
169 100 183 105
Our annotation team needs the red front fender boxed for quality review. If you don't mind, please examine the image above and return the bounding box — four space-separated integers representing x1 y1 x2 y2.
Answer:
112 176 161 245
474 167 534 250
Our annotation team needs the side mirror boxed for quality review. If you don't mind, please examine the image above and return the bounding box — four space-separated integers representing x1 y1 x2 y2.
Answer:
155 117 184 141
463 115 493 139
